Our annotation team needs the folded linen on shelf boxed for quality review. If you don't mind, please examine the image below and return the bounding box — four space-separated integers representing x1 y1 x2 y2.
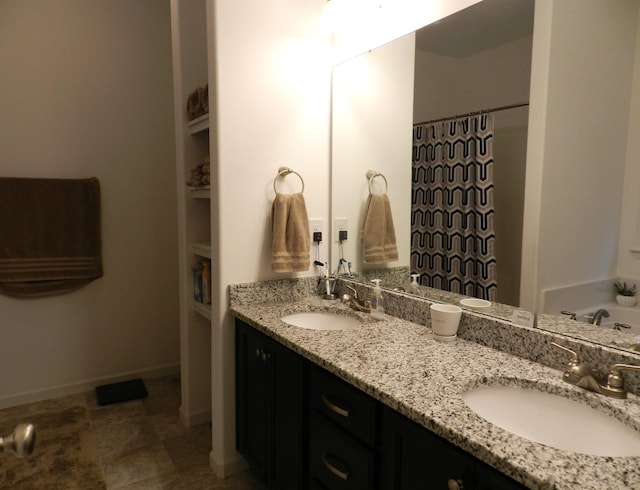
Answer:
271 192 310 272
186 155 211 187
186 84 209 121
362 193 398 264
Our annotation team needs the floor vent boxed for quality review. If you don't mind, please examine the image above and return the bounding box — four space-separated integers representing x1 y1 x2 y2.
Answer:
95 378 148 406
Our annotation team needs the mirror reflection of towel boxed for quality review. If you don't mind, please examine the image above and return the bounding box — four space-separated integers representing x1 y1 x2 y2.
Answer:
362 193 398 264
271 192 310 272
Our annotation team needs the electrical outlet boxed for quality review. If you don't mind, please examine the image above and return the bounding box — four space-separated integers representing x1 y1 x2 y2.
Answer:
309 219 323 243
334 218 348 242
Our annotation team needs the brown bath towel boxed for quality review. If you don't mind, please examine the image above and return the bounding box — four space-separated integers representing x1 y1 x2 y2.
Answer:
272 192 310 272
0 177 103 298
362 193 398 264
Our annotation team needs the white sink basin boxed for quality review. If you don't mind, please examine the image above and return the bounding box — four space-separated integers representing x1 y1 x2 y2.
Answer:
280 312 361 330
462 385 640 456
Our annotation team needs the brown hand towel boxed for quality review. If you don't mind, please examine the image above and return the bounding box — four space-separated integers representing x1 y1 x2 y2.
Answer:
271 192 310 272
0 177 103 298
361 193 398 264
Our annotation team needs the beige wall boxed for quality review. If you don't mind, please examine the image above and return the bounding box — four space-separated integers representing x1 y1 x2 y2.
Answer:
413 36 532 121
210 0 332 474
332 33 415 275
208 0 485 474
522 0 640 311
617 4 640 279
0 0 178 407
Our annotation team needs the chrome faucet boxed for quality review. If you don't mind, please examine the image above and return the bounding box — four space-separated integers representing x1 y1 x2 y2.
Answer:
341 285 371 313
591 309 610 326
552 342 640 399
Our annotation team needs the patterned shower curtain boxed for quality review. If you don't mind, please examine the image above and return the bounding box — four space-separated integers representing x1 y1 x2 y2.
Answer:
411 114 497 300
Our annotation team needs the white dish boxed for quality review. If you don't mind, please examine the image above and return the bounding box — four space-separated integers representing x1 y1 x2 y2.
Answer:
433 333 457 342
460 298 491 309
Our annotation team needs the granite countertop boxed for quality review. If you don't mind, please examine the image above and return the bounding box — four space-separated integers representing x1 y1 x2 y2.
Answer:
230 295 640 490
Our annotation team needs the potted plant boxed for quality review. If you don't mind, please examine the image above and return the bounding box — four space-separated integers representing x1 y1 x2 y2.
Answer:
614 281 637 306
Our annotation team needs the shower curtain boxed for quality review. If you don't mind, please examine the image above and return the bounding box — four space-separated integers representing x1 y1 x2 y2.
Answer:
411 114 497 301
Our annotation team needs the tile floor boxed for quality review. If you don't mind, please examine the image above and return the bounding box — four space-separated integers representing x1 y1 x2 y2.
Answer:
0 375 267 489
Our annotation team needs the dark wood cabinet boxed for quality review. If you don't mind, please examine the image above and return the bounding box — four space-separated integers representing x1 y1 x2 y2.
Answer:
309 411 376 490
382 406 474 489
382 406 526 490
235 320 305 490
475 463 528 490
236 319 526 490
308 364 379 489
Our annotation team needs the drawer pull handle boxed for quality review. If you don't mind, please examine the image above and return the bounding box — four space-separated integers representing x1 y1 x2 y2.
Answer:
321 452 351 480
321 395 351 418
254 348 270 362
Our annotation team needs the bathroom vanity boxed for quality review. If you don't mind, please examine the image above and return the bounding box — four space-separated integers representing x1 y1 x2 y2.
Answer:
236 319 524 489
230 280 640 490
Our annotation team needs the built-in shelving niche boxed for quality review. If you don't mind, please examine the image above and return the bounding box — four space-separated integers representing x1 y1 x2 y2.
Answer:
191 241 212 320
187 114 211 199
190 185 211 199
188 113 209 134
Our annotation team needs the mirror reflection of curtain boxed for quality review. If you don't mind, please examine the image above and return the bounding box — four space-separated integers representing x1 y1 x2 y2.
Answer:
411 114 497 301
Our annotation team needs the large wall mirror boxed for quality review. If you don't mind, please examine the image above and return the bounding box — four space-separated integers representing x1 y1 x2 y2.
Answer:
331 0 640 356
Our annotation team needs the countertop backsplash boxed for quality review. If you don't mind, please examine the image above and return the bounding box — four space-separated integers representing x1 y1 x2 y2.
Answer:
229 276 640 397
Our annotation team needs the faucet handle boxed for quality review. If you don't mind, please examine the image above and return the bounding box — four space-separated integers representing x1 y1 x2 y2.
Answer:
345 284 358 298
561 311 577 320
606 363 640 394
551 342 579 365
551 342 590 384
614 322 632 331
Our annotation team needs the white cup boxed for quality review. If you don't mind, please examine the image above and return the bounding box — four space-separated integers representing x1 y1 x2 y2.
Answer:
430 304 462 340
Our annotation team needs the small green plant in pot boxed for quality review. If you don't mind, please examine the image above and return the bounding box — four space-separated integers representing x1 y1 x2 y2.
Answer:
614 281 637 306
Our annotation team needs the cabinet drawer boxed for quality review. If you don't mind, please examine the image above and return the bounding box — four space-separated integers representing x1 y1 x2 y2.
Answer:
310 411 376 490
309 365 378 445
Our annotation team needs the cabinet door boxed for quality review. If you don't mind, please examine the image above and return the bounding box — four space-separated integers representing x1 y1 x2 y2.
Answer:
381 407 473 490
236 321 269 480
270 337 305 490
475 462 527 490
235 320 305 490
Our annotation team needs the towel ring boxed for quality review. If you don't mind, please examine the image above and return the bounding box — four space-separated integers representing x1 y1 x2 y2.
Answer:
274 166 304 195
366 170 388 195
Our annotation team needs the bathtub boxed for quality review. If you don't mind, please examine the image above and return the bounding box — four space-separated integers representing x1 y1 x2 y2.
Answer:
577 304 640 334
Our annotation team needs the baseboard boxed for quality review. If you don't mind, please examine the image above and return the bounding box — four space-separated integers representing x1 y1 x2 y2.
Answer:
209 450 248 479
0 363 180 410
178 405 211 427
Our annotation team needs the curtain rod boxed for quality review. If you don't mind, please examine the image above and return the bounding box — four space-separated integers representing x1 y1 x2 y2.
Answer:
413 101 529 126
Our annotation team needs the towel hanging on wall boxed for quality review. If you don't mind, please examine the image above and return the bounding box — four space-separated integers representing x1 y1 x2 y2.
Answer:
0 177 103 298
271 167 310 272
